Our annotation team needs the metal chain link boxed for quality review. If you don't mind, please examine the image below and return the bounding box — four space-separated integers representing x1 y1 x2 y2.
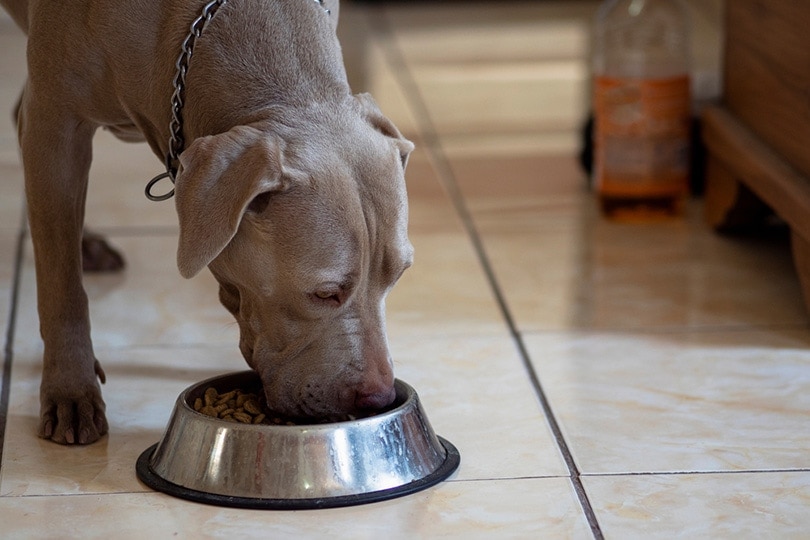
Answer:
313 0 330 15
146 0 229 201
146 0 330 201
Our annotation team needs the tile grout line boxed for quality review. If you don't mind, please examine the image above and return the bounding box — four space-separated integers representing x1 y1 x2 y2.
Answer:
369 9 604 539
0 201 27 476
584 467 810 477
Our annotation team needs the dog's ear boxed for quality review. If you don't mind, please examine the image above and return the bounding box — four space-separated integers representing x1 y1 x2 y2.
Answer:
355 93 415 168
174 125 285 278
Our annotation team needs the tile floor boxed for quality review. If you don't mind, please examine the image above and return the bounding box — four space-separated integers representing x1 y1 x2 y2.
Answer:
2 1 810 538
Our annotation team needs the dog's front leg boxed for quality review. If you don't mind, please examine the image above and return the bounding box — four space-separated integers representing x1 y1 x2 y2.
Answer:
20 97 108 445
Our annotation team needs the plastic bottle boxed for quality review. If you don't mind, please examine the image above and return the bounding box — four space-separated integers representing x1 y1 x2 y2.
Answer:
592 0 691 220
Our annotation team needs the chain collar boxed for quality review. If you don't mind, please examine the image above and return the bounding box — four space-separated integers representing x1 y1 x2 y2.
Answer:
146 0 331 202
314 0 331 16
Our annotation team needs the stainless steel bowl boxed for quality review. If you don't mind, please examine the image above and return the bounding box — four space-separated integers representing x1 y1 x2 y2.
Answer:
136 371 459 509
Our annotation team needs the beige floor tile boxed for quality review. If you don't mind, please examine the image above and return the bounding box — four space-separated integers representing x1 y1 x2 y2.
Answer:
585 472 810 538
386 1 599 65
13 235 238 352
379 0 597 159
388 0 595 138
451 151 589 222
392 333 569 480
450 144 807 330
343 29 422 140
525 328 810 474
0 477 592 540
487 211 806 331
387 231 507 338
401 150 467 235
406 58 589 137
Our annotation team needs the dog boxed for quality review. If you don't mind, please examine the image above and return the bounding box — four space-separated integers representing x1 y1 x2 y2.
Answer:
1 0 414 444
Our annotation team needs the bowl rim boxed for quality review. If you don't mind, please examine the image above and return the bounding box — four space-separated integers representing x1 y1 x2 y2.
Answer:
181 370 414 430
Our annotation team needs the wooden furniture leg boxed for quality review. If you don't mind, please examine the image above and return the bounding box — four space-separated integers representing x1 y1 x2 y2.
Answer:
703 155 773 233
791 231 810 312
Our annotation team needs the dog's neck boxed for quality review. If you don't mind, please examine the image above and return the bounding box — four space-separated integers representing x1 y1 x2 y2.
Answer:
146 0 333 201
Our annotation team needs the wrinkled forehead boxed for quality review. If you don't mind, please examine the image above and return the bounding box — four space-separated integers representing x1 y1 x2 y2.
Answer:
332 157 411 262
269 159 409 272
277 114 412 260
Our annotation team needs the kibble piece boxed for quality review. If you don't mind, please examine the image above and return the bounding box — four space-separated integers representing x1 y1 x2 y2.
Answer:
233 411 253 424
204 387 218 406
215 390 237 405
193 397 203 412
200 405 218 417
253 413 266 425
243 400 262 415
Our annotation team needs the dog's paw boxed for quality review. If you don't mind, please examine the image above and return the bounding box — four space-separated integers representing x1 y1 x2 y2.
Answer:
82 232 125 273
38 362 108 445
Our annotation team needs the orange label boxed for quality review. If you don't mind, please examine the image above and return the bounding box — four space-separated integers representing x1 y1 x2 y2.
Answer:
593 75 691 198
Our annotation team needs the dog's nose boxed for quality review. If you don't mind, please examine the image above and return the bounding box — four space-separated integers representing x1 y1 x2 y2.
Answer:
354 386 396 411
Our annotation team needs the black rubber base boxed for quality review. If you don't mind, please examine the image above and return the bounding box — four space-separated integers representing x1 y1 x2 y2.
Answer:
136 438 460 510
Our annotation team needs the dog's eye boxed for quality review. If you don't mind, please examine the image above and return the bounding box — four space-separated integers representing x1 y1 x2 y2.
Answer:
247 191 273 214
310 290 341 306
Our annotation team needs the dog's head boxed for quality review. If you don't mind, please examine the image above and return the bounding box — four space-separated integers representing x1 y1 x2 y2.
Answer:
173 94 413 419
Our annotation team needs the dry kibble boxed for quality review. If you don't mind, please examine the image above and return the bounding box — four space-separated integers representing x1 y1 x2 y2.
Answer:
193 385 376 425
194 386 278 425
204 387 217 406
243 400 262 415
214 403 229 414
201 405 218 417
233 412 253 424
216 390 237 405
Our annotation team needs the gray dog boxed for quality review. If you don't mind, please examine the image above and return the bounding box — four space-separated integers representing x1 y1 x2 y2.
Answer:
2 0 414 444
